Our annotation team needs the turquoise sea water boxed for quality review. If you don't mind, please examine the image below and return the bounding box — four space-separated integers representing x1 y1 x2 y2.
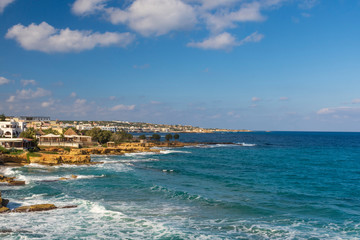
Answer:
1 132 360 239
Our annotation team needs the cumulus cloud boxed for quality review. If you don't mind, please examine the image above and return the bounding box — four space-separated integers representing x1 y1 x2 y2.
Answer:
0 76 10 85
6 22 135 53
110 104 136 111
0 0 14 13
105 0 197 36
41 99 55 108
7 88 51 102
21 79 37 86
6 95 15 103
317 107 360 117
68 0 314 50
72 0 107 15
203 2 265 32
188 31 263 50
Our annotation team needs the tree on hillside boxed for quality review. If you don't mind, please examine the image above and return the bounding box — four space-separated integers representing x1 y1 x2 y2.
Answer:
43 128 60 135
139 134 146 140
174 134 180 141
111 130 133 144
0 113 5 121
165 134 173 142
19 127 36 140
151 134 161 141
86 128 112 144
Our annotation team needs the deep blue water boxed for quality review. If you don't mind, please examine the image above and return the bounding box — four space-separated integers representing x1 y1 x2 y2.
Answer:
1 132 360 239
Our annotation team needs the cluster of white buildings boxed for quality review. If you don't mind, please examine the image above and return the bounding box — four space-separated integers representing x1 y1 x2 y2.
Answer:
0 120 27 138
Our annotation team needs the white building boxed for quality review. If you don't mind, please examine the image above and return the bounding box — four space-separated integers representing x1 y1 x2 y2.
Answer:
0 120 26 138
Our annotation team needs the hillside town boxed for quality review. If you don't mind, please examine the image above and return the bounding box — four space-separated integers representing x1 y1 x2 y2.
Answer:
0 114 250 150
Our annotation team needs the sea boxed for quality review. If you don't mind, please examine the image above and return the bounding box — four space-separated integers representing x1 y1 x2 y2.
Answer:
1 132 360 239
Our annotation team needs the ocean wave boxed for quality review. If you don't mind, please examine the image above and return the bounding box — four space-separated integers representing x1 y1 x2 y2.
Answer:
15 174 105 184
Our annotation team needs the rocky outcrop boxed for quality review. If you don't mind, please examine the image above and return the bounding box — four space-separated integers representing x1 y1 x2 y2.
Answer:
0 175 25 185
0 153 28 166
12 204 57 213
0 191 10 213
29 154 91 165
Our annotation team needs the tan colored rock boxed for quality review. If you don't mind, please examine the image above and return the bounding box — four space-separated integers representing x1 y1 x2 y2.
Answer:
13 204 57 212
0 206 9 213
8 180 26 186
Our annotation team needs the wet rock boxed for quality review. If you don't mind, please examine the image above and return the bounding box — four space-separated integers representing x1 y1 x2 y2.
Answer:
0 206 10 213
13 204 57 212
61 205 77 209
8 180 26 186
2 198 9 207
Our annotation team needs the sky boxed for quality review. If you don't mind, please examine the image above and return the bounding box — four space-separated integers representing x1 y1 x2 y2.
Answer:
0 0 360 131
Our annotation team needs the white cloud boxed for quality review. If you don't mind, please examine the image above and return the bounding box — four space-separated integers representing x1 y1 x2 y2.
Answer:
6 95 15 102
252 97 261 102
279 97 289 101
70 92 77 97
72 0 107 15
298 0 318 9
352 99 360 104
8 87 51 102
6 22 135 53
74 98 87 105
317 107 360 116
105 0 197 36
21 79 37 86
41 99 55 108
0 76 10 85
0 0 14 13
110 104 136 111
188 31 263 50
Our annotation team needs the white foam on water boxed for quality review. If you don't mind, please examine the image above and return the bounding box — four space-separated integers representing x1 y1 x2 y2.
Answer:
124 152 157 157
160 150 191 154
237 142 256 147
0 196 193 239
1 192 358 239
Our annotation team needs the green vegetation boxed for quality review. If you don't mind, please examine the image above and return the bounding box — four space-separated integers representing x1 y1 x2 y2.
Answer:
110 130 133 144
174 134 180 141
0 146 10 154
43 128 60 135
26 152 41 163
19 127 36 140
165 134 173 142
0 113 5 121
86 128 113 144
139 134 146 140
9 150 24 155
151 134 161 141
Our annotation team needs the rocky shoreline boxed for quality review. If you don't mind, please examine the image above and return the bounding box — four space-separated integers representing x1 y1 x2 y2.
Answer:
0 141 237 215
0 141 199 214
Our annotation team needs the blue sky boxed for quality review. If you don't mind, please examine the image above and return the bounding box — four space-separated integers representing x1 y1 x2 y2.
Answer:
0 0 360 131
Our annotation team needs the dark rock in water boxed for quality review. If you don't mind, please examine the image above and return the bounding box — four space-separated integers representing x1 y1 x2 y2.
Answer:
8 180 26 186
0 229 13 233
2 198 9 207
13 204 57 212
61 205 77 209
